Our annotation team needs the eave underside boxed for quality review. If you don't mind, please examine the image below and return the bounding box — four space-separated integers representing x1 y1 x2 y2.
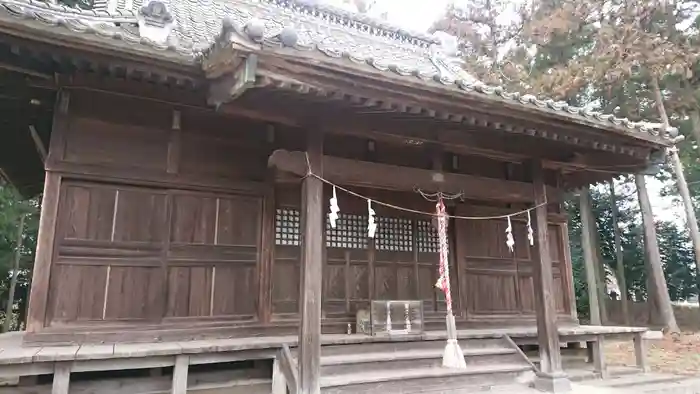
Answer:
216 85 660 190
0 32 667 195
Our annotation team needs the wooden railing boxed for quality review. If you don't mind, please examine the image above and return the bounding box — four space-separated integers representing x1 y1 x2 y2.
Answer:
275 344 298 394
503 334 539 372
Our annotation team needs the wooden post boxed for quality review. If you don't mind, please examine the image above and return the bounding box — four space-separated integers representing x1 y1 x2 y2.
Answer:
633 332 649 372
298 130 324 394
272 357 288 394
609 180 631 325
590 338 607 378
580 188 601 326
3 214 25 333
530 160 570 393
51 363 71 394
172 355 189 394
636 174 680 334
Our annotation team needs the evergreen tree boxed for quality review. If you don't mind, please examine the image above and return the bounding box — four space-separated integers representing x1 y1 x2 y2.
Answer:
657 220 698 301
0 183 39 331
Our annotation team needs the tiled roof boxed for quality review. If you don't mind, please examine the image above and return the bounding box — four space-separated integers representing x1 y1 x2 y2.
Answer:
0 0 677 140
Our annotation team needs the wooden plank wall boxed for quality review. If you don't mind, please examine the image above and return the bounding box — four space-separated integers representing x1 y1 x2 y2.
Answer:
454 205 576 323
32 89 576 334
39 90 271 330
271 184 457 325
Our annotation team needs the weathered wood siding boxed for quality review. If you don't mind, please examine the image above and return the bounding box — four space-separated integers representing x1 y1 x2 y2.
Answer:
272 186 458 323
41 91 268 329
455 206 575 322
32 89 576 335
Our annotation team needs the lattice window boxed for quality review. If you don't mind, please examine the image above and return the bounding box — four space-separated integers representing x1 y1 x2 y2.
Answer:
376 217 413 252
417 219 439 253
275 208 301 246
326 213 368 249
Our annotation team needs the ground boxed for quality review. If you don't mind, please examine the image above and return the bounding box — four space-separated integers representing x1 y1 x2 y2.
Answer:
606 332 700 375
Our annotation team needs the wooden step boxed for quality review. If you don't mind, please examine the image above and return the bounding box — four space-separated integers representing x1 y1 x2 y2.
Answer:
320 347 523 375
317 337 507 356
320 364 533 394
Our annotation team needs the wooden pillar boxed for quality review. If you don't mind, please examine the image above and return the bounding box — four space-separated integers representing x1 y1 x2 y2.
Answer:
26 172 61 332
27 90 70 333
530 160 570 393
259 172 276 324
298 130 324 394
580 187 602 326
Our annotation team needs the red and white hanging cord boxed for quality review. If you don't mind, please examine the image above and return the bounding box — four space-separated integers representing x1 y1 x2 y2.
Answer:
434 198 453 312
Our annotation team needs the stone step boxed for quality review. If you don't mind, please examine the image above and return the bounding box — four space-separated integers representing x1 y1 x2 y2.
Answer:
320 347 523 375
319 364 533 394
317 337 507 357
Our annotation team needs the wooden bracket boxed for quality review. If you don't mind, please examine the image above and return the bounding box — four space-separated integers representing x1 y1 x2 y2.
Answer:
207 54 258 107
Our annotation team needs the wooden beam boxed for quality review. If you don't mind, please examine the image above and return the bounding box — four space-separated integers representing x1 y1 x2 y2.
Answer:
0 61 51 79
268 149 561 203
298 132 323 394
207 55 258 107
530 160 569 392
28 125 47 164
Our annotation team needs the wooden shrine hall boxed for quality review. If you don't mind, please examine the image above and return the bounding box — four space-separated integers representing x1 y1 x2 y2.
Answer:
0 0 670 393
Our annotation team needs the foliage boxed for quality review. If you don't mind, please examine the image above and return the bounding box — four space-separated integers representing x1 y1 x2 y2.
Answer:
0 183 39 331
436 0 700 320
657 220 698 301
564 180 698 318
432 0 535 88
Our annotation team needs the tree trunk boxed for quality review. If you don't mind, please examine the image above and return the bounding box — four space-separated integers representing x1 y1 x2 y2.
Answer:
610 180 631 325
580 188 601 325
636 174 680 334
688 111 700 152
652 78 700 304
592 227 608 324
3 214 25 333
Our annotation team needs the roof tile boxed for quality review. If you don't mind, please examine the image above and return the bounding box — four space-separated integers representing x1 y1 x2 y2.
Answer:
0 0 677 141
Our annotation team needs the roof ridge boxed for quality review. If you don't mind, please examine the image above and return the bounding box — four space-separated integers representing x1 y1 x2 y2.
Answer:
257 0 438 47
1 0 136 21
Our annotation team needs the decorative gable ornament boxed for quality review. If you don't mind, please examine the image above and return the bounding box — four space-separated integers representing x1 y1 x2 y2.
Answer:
429 31 480 85
137 0 175 45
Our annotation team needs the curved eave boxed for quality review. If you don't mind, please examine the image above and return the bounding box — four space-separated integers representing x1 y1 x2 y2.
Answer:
0 4 196 68
232 49 669 157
